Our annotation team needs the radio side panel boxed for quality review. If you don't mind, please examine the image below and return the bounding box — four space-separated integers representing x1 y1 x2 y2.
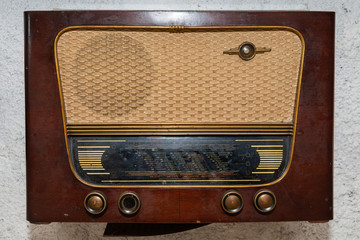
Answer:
25 11 334 223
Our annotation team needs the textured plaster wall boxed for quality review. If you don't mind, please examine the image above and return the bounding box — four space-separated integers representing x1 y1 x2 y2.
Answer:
0 0 359 239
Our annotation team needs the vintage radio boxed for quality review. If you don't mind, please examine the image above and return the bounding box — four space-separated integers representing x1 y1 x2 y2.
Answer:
25 11 334 225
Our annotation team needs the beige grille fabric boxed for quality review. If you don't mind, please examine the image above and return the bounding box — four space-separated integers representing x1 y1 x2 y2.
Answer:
56 28 303 124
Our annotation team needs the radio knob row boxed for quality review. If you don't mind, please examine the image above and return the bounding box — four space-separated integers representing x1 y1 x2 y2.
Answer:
84 189 275 216
84 191 140 216
222 189 276 214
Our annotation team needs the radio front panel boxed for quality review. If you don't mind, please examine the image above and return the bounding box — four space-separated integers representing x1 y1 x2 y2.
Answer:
25 11 334 223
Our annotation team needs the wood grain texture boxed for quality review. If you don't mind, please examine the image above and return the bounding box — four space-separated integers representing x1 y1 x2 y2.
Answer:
25 11 334 223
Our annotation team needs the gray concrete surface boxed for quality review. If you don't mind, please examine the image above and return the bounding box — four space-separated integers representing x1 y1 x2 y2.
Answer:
0 0 359 239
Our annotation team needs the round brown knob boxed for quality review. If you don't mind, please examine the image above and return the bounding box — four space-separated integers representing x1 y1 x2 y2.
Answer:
118 191 141 216
254 189 276 213
84 191 107 215
221 190 243 214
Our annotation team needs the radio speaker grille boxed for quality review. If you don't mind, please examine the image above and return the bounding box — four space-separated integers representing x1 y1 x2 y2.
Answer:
56 28 303 124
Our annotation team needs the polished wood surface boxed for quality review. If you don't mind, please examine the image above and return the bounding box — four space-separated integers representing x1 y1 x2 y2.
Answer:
25 11 334 223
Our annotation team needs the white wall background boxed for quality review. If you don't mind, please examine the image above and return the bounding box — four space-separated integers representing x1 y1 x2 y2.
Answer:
0 0 359 239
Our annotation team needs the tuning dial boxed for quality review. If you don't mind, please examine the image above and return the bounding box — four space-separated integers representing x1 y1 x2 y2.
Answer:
118 191 141 216
254 189 276 213
84 191 107 215
221 190 243 214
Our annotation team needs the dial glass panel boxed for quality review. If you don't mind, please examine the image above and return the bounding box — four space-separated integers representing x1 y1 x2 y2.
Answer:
69 136 292 186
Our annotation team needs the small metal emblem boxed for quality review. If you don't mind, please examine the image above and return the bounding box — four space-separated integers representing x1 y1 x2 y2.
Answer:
223 42 271 60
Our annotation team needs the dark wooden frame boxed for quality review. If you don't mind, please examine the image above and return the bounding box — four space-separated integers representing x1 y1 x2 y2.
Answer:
25 11 334 223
